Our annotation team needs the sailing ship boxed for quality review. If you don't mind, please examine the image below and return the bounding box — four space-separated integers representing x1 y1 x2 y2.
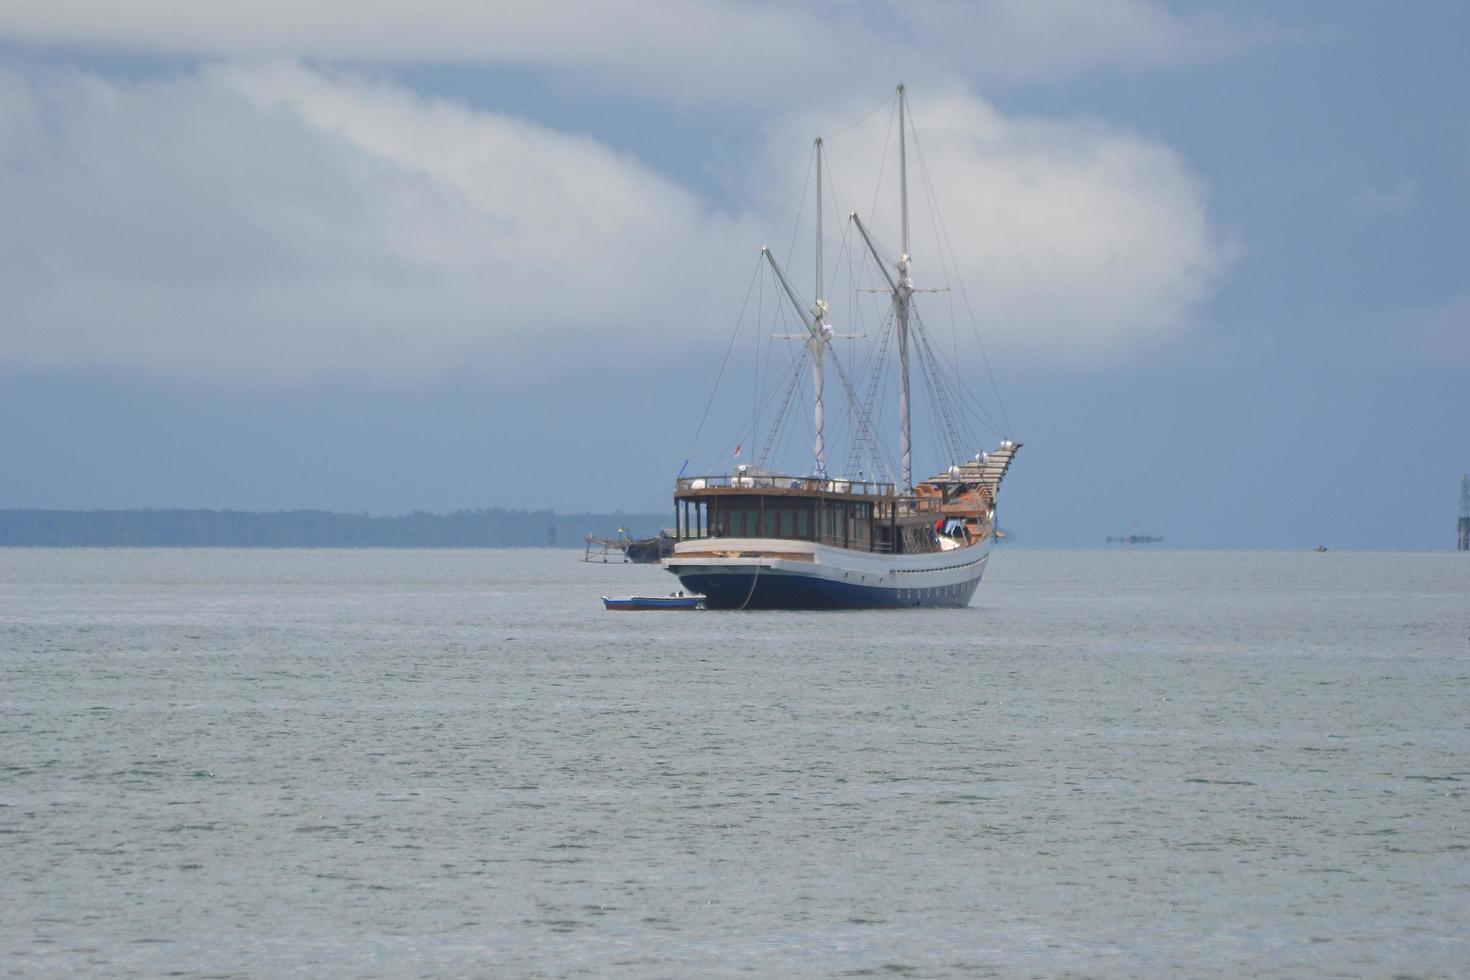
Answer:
664 85 1020 609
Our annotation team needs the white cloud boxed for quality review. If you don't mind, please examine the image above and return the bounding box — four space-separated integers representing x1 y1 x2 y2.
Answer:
759 86 1224 362
0 62 1225 381
0 0 1279 102
0 62 756 381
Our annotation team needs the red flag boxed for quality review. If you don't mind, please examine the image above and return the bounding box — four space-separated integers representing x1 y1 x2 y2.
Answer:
733 444 742 458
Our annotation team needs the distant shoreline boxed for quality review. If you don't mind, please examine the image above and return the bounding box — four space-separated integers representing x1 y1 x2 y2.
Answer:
0 508 667 549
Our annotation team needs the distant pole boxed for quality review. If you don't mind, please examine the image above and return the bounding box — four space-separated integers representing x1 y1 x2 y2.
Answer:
1459 475 1469 551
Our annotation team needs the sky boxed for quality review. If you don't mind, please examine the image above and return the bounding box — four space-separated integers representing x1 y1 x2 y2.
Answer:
1 1 1466 549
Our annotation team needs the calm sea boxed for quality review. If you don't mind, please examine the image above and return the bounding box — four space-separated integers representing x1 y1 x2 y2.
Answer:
2 548 1466 978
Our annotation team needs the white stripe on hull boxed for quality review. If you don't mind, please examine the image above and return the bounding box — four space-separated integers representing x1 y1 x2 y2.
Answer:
662 537 990 598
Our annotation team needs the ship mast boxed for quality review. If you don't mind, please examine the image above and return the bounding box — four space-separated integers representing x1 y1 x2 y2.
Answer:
763 138 834 478
895 83 913 491
851 84 915 491
812 137 829 476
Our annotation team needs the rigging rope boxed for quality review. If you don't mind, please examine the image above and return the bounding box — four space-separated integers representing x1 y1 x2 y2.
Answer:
847 310 895 480
912 312 965 464
758 346 809 469
824 335 890 485
907 108 1014 437
915 309 1007 440
708 340 806 475
782 143 816 278
821 89 896 144
687 256 764 457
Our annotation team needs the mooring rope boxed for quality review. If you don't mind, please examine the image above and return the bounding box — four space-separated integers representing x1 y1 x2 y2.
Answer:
736 558 761 611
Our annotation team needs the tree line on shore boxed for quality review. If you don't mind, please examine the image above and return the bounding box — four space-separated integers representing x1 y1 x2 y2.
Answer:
0 508 668 548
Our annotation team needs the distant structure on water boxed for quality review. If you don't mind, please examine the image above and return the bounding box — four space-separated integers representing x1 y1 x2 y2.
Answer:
584 529 673 564
1459 475 1469 552
1106 523 1163 545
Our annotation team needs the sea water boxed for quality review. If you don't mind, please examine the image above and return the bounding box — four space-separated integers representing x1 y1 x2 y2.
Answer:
1 548 1466 978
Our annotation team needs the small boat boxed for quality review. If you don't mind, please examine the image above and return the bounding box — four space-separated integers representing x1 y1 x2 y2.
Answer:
602 593 706 610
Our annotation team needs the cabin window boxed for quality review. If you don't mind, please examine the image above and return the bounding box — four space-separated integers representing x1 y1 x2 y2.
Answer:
728 504 756 537
684 495 874 542
822 503 841 542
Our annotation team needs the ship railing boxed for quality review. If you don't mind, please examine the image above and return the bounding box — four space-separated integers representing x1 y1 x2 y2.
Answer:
676 475 897 496
894 497 945 517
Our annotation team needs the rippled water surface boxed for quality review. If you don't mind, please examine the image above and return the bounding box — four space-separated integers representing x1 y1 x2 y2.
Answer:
2 548 1467 977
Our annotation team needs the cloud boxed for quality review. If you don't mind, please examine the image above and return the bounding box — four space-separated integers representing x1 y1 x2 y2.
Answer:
0 62 1225 382
0 61 756 382
0 1 1280 102
759 86 1225 363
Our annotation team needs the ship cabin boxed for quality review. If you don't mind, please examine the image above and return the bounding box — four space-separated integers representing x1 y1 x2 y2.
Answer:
672 469 986 555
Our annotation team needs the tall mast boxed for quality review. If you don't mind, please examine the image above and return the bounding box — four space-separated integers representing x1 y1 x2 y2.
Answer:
812 137 827 476
816 137 824 309
899 84 910 260
895 83 913 490
761 232 832 477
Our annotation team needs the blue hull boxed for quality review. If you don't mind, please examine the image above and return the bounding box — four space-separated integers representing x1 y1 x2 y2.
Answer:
671 568 981 610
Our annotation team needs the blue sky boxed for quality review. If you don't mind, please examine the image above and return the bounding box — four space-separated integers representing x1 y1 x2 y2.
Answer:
1 1 1465 548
